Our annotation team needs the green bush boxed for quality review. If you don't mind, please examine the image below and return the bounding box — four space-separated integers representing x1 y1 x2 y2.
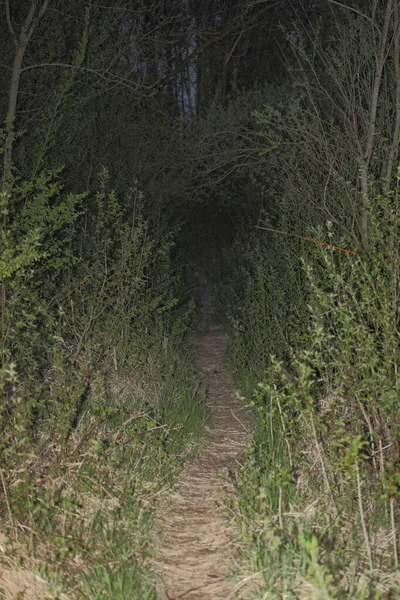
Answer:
231 197 400 598
0 163 206 596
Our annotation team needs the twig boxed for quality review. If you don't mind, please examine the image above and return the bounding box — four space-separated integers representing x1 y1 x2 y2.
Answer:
355 458 374 570
167 579 220 599
277 399 293 468
278 486 283 529
111 412 148 441
5 0 17 47
79 474 115 500
229 408 251 436
255 225 358 255
328 0 375 26
0 466 15 539
390 497 398 568
309 411 338 515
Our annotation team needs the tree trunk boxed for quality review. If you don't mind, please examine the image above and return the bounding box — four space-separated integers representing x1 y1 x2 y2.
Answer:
385 5 400 188
359 0 393 249
3 0 50 186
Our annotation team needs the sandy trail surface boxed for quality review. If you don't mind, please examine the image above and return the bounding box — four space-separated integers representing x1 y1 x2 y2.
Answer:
156 325 250 600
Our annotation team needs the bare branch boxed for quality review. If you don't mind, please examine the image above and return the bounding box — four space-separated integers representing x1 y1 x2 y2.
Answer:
157 5 278 91
328 0 375 26
19 62 156 97
5 0 17 47
23 1 38 44
385 5 400 184
255 225 358 255
358 0 393 248
3 0 52 185
39 0 50 20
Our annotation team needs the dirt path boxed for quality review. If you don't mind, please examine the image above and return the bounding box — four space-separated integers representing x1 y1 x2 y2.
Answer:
156 325 250 600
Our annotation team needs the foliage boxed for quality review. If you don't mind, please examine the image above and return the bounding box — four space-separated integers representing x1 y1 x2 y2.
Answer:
221 5 400 598
219 228 306 380
229 192 400 599
0 163 207 596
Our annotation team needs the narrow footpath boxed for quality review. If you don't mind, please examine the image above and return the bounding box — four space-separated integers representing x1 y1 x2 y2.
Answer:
156 325 250 600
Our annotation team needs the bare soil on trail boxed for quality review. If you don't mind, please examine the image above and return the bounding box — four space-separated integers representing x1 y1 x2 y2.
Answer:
156 324 250 600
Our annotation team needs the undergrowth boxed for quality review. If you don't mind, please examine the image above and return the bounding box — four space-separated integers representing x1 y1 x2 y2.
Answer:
225 197 400 599
2 345 206 599
0 164 207 598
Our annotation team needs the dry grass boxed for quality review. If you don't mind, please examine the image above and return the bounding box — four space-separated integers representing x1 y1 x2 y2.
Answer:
0 532 71 600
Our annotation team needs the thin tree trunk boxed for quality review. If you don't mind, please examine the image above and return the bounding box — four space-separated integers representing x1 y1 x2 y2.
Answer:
5 46 26 177
3 0 50 186
359 0 393 248
385 6 400 187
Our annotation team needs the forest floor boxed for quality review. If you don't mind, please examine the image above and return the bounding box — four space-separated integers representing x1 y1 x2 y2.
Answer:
155 323 251 599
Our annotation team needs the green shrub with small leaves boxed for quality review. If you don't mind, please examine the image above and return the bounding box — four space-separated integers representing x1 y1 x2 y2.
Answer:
230 193 400 598
0 158 205 597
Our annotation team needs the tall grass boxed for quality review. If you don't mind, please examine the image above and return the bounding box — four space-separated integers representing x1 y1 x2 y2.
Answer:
226 196 400 599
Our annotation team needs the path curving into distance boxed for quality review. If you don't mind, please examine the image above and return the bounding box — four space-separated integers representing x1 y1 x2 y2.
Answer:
156 325 250 600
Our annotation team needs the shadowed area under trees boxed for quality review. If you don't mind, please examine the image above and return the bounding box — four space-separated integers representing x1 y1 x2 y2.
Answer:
0 0 399 598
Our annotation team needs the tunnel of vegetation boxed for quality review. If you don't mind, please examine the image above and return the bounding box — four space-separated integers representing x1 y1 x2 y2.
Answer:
0 1 399 598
